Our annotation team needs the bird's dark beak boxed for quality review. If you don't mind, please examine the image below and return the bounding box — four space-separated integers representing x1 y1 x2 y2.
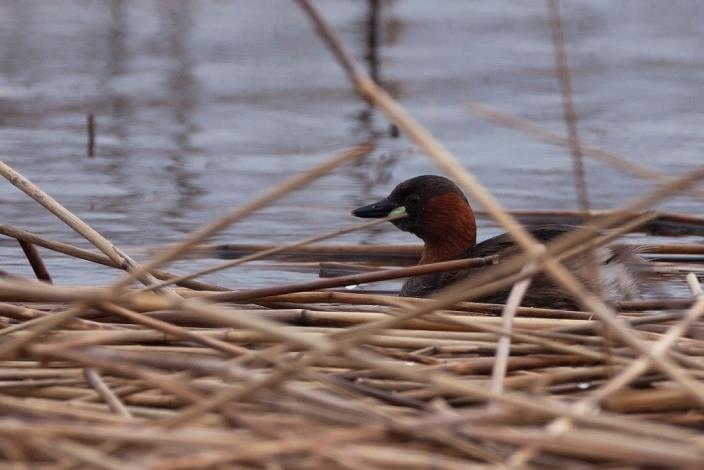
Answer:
352 198 405 218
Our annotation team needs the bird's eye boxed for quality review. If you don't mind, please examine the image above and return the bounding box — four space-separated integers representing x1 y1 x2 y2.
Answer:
405 194 421 205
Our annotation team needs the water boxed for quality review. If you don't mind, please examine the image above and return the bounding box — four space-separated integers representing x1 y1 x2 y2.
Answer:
0 1 702 289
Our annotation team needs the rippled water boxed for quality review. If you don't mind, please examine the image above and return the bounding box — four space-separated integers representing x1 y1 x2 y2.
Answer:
0 1 702 288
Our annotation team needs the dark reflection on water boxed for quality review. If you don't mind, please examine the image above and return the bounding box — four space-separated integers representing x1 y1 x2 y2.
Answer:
159 0 206 223
104 0 131 154
0 1 702 288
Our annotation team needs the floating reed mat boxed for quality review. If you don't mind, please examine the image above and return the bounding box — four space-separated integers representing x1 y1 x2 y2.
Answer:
0 264 704 468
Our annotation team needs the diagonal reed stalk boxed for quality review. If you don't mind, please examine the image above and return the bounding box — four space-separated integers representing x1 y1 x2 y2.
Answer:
295 0 704 407
0 160 177 298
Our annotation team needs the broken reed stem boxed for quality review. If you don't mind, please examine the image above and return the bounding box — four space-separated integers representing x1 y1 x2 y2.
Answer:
0 160 176 298
0 302 93 359
198 242 420 264
16 240 52 283
0 224 228 292
98 302 249 356
21 327 594 352
0 302 123 331
252 291 592 318
204 255 497 303
86 112 95 158
489 263 535 400
688 272 703 296
136 214 407 294
201 209 704 260
253 291 700 319
83 368 132 419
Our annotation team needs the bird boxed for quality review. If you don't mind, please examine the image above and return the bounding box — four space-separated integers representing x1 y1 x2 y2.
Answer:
352 175 645 310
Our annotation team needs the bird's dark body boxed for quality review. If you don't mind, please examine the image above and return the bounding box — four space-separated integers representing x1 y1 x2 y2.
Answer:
353 175 645 311
400 225 581 309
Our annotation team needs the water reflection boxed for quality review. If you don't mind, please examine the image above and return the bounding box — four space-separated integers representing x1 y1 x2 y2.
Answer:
91 0 137 224
158 0 205 223
103 0 131 157
348 0 407 245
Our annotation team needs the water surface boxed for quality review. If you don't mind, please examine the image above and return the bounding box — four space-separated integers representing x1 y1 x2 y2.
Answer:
0 1 702 289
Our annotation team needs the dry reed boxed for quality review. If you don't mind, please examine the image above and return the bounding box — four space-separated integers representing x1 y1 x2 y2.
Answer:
0 1 702 468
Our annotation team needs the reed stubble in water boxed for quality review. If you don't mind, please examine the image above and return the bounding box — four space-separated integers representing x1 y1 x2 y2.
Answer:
86 112 95 158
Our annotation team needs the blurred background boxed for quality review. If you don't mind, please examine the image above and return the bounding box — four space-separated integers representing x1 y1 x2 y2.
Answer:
0 0 702 287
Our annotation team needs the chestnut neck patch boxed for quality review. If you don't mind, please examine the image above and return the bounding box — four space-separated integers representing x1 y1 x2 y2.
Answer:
418 192 477 264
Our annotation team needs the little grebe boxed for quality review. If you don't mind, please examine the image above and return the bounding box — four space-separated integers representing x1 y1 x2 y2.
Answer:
352 175 644 309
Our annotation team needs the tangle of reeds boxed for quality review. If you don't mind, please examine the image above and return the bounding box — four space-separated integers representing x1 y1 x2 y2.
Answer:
0 1 703 468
